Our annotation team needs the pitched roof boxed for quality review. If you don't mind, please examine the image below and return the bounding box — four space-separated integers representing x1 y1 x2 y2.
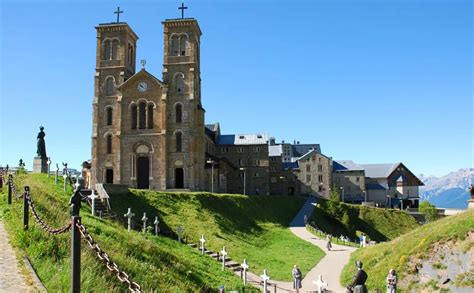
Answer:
117 69 166 90
217 134 269 145
291 144 321 157
333 160 364 172
282 162 299 170
359 163 400 178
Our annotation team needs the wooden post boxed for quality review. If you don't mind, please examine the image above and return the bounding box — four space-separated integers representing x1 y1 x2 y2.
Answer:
71 216 81 293
7 175 12 205
23 186 29 230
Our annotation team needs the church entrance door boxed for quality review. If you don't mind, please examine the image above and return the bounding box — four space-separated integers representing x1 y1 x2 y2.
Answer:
175 168 184 188
137 157 150 189
105 169 113 184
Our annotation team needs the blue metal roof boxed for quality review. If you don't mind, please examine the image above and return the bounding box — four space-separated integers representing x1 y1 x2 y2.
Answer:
366 183 389 190
282 162 299 170
217 135 236 145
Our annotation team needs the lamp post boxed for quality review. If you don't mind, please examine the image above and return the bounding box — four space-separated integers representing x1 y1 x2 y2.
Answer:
239 167 246 195
207 160 215 193
340 186 345 202
363 190 367 202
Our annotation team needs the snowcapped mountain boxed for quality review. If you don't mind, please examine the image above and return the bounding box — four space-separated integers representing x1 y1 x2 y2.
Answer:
419 168 473 209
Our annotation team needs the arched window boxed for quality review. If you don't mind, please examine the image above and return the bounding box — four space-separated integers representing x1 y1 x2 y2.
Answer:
106 78 114 96
104 40 111 60
106 134 112 154
112 40 118 60
106 107 112 126
176 74 185 93
147 104 154 129
175 104 182 123
131 104 137 129
138 102 146 129
176 132 182 152
171 35 179 56
179 35 188 56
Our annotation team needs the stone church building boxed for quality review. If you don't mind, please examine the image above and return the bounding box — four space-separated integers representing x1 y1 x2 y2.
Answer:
91 18 206 190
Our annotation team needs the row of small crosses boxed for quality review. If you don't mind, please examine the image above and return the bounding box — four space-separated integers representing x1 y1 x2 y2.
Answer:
113 3 188 23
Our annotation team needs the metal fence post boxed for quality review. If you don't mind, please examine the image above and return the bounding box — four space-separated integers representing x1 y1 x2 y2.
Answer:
23 186 29 230
7 175 12 205
274 283 277 293
71 216 81 293
0 173 3 189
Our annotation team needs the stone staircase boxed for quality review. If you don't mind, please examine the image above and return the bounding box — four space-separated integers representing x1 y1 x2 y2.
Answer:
186 243 243 272
79 189 115 219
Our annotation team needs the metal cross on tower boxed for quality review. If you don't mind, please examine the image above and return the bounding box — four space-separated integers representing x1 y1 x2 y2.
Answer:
178 2 188 19
114 7 123 23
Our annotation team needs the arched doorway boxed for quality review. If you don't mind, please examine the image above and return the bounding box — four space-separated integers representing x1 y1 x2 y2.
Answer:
105 169 113 184
137 156 150 189
175 168 184 188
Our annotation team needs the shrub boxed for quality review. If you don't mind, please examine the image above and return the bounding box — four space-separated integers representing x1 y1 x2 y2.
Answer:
419 201 439 222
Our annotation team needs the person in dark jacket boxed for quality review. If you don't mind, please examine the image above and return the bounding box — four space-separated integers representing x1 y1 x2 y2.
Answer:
347 260 368 293
292 265 302 292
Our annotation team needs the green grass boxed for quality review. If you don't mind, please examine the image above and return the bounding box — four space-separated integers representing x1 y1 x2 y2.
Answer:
110 189 325 281
0 174 251 291
310 199 418 242
340 209 474 291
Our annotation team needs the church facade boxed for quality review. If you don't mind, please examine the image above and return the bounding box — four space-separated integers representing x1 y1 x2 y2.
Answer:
90 18 205 190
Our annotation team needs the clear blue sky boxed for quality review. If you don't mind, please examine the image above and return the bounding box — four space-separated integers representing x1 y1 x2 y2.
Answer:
1 0 472 177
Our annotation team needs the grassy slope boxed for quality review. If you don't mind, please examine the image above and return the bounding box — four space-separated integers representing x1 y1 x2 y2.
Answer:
311 199 419 242
111 189 325 281
0 174 247 291
341 209 474 291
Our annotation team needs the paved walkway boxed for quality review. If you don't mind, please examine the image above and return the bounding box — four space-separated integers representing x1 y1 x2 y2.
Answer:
0 220 35 292
238 197 357 292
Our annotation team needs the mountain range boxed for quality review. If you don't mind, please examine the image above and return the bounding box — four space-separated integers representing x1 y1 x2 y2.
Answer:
418 168 473 209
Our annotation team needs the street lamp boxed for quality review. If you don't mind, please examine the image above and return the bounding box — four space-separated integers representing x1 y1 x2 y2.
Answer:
206 159 215 193
340 186 345 202
239 167 246 195
363 190 367 203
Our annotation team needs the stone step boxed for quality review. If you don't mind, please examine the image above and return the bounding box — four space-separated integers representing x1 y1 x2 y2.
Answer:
226 261 240 267
187 243 198 248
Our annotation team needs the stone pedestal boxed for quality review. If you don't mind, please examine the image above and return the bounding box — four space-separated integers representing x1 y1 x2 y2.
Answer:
33 156 48 174
468 199 474 210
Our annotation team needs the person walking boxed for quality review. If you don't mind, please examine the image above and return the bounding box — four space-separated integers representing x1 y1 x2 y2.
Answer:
326 234 332 251
386 269 397 293
292 265 302 292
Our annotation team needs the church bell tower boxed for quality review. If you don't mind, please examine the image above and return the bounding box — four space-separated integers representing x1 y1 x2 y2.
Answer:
90 19 139 187
162 18 205 190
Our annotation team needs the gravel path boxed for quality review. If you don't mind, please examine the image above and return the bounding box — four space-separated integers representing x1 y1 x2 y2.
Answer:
0 220 35 292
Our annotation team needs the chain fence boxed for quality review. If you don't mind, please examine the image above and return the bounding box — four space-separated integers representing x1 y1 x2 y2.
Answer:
5 173 143 292
75 221 141 293
25 191 71 235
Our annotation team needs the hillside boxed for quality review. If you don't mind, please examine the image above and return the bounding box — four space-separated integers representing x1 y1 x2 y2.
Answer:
341 209 474 291
0 174 248 291
310 199 418 242
109 189 325 281
419 168 473 208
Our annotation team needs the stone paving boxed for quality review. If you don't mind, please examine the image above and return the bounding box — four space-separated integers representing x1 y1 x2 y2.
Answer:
0 220 35 292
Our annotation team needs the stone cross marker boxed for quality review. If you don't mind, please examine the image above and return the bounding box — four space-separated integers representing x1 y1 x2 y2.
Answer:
63 174 68 192
241 259 249 286
89 190 99 216
177 225 183 243
260 269 270 293
74 180 80 192
199 235 206 255
47 157 52 178
141 213 148 233
124 208 135 232
55 163 59 185
312 274 328 293
220 246 227 271
153 216 160 235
